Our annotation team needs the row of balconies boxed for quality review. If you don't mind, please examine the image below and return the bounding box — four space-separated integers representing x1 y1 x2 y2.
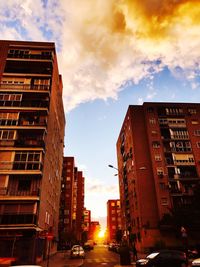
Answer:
0 161 43 171
7 50 53 61
0 187 40 197
0 118 47 127
0 214 37 224
0 99 49 108
164 147 192 153
0 83 50 91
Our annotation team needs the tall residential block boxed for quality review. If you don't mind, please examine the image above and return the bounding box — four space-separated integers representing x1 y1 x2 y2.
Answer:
107 199 122 243
116 102 200 251
59 157 85 247
58 157 75 249
0 40 65 264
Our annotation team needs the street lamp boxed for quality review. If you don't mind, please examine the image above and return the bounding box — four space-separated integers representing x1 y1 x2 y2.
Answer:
108 164 119 171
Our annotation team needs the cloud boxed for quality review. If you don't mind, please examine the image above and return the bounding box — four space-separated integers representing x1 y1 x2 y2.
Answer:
1 0 200 110
86 178 119 196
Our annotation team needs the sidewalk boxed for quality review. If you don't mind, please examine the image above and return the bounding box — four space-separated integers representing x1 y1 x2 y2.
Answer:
40 251 83 267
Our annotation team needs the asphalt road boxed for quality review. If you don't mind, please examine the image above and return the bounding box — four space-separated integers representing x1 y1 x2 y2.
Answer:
40 244 121 267
82 244 120 267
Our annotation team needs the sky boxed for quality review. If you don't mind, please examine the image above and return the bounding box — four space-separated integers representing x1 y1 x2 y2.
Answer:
1 0 200 230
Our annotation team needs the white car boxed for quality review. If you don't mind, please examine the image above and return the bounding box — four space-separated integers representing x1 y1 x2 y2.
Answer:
192 258 200 266
70 245 85 259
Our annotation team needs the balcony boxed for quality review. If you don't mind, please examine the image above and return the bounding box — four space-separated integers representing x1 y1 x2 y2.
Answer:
0 83 50 92
0 214 37 225
0 187 40 200
164 147 192 153
0 161 43 172
7 50 53 61
4 60 53 75
173 159 195 166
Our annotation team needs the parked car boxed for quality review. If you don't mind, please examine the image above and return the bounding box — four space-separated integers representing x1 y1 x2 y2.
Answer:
136 249 188 267
108 243 120 253
83 240 94 250
70 245 85 259
192 257 200 266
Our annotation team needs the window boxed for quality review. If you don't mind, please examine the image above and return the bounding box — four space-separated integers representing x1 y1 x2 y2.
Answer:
112 217 116 221
0 93 22 102
194 130 200 136
157 167 164 175
155 155 162 161
192 120 199 125
111 210 115 214
0 130 15 140
161 198 168 205
165 108 183 115
188 108 197 114
0 112 19 126
112 225 116 229
111 202 115 207
66 177 71 181
14 152 41 170
197 142 200 148
149 118 156 124
152 141 160 148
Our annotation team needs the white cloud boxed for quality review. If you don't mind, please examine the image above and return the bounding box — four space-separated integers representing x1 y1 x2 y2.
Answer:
0 0 200 111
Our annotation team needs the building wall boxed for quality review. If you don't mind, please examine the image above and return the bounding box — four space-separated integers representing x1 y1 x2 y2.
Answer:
0 40 65 264
117 102 200 251
107 199 122 243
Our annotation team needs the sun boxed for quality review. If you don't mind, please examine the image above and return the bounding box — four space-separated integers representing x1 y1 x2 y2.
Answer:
98 229 105 238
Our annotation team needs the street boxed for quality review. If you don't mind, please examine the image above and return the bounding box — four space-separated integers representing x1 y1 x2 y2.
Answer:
82 244 120 267
41 244 120 267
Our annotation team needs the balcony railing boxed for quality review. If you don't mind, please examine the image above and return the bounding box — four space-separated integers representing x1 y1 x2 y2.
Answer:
174 159 195 165
0 214 37 225
0 83 50 91
0 161 43 171
0 187 40 196
7 53 53 60
164 147 192 153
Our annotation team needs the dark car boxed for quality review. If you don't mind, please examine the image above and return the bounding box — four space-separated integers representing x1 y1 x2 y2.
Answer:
70 245 85 259
136 249 188 267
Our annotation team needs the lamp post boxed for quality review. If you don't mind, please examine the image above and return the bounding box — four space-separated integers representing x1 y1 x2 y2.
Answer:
108 164 119 171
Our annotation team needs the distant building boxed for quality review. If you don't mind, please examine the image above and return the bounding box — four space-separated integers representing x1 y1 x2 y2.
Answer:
107 199 122 243
76 170 85 241
117 102 200 251
59 157 85 247
89 221 100 241
0 40 65 264
58 157 75 248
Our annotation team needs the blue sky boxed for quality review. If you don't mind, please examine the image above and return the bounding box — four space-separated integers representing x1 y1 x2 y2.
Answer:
1 0 200 230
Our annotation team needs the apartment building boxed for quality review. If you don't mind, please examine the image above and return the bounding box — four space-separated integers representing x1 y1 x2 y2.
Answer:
107 199 122 243
58 157 75 249
116 102 200 251
0 40 65 264
89 221 100 241
59 158 85 247
76 171 85 241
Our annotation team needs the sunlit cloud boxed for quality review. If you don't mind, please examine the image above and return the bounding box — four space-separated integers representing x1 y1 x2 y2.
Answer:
1 0 200 111
86 178 119 195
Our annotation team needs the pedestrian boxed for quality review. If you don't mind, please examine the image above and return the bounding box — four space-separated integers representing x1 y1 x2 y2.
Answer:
132 243 138 261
